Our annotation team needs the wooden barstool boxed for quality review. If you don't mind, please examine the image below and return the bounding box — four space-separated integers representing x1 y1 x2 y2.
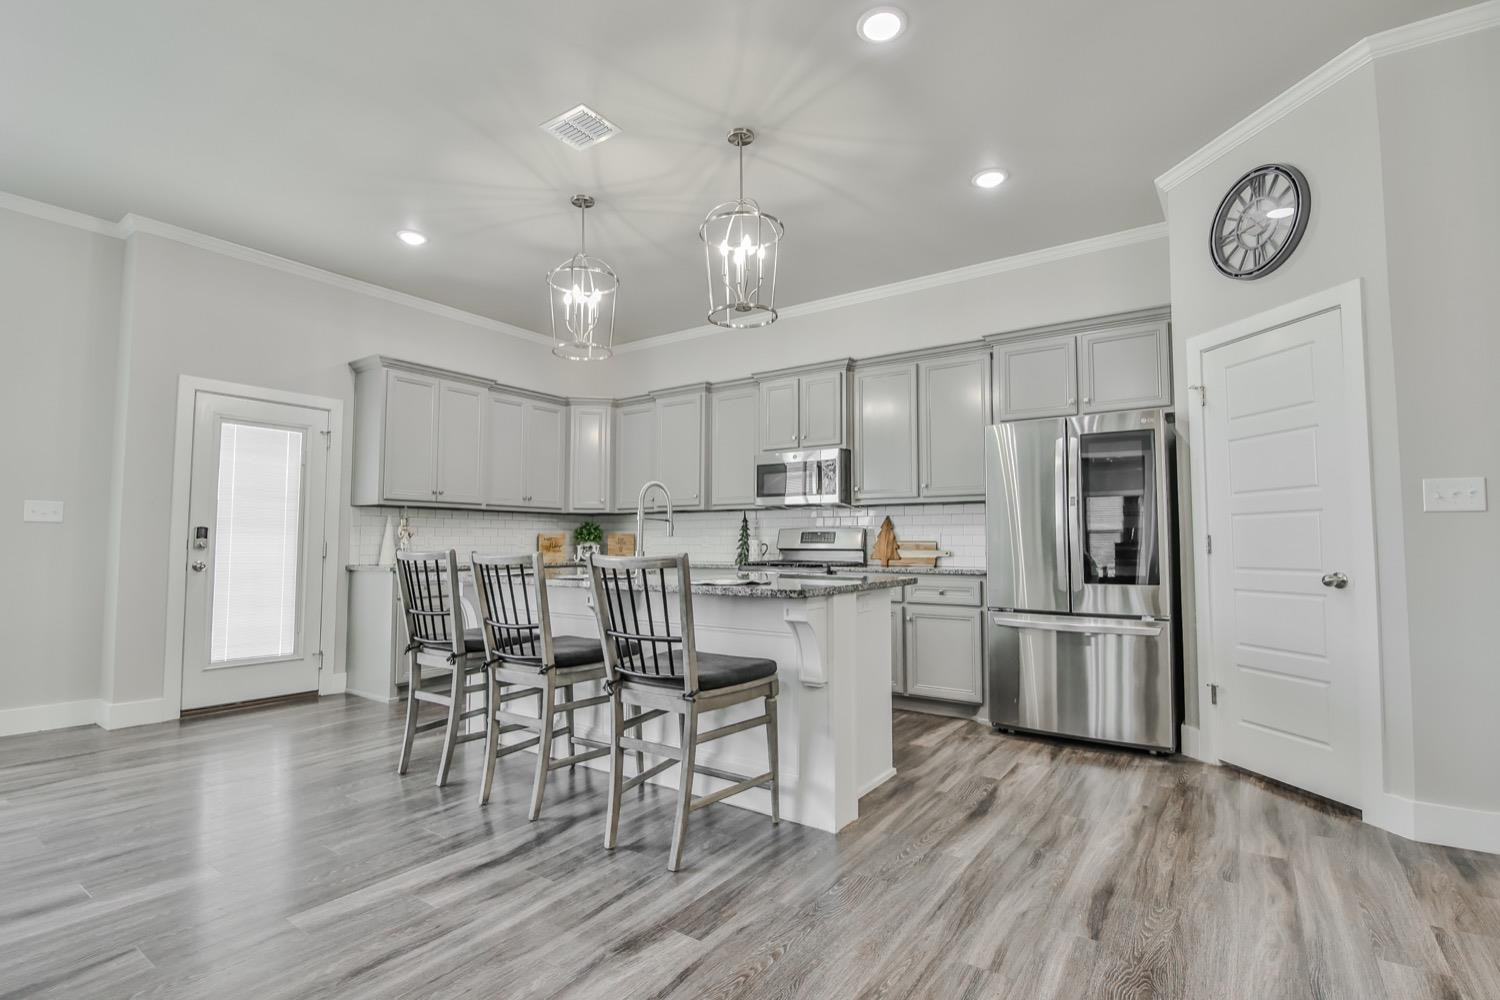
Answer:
470 552 615 819
394 549 489 786
586 553 780 872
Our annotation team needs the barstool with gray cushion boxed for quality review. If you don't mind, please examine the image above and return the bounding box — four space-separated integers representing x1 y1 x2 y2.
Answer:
470 552 615 819
586 553 780 872
394 549 489 786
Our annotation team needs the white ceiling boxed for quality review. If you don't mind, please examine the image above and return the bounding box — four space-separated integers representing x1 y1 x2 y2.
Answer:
0 0 1463 342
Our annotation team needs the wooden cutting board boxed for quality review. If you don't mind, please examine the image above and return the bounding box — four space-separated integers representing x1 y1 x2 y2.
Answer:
536 532 569 564
889 539 941 567
605 532 636 556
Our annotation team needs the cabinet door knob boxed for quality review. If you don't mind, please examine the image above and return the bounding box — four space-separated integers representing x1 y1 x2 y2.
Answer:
1082 396 1091 404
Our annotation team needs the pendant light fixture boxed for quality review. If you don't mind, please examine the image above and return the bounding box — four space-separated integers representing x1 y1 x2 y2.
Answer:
699 127 783 329
547 194 617 361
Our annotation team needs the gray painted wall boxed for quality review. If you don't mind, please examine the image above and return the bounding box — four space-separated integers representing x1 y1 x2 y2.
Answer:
0 208 122 712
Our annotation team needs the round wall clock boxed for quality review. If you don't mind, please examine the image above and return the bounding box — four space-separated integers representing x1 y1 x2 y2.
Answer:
1210 163 1310 280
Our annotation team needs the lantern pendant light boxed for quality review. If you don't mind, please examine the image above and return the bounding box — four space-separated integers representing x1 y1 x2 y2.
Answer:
699 127 783 329
547 194 618 361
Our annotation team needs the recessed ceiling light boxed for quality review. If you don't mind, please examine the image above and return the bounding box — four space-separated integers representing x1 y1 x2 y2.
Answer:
396 230 427 246
1266 206 1295 219
857 7 906 43
971 169 1008 189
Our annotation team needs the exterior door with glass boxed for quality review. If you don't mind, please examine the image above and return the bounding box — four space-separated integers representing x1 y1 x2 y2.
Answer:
181 392 331 710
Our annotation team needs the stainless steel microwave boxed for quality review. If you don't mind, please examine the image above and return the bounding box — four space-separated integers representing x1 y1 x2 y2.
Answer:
754 448 852 507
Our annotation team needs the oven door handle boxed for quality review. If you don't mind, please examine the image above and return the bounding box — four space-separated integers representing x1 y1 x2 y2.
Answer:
990 612 1163 638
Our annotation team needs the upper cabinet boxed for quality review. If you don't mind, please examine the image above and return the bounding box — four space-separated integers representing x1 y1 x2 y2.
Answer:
992 311 1171 420
567 403 611 512
853 363 918 503
613 399 658 511
758 377 801 451
709 383 758 508
484 392 526 507
1077 320 1171 412
521 399 565 508
378 369 440 503
920 351 990 498
656 389 706 508
483 392 562 509
757 365 849 452
994 335 1078 420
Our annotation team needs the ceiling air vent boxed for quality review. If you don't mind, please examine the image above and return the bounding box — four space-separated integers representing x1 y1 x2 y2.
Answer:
539 104 621 150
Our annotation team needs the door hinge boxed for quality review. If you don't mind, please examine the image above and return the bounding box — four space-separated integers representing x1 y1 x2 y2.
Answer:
1208 682 1219 706
322 541 328 559
320 429 332 449
1205 534 1213 554
1187 384 1206 405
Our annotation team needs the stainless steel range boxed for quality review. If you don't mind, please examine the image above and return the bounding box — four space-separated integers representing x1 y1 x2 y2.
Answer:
745 526 868 574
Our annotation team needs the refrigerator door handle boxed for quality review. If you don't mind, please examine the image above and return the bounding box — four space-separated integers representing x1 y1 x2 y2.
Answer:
990 612 1164 638
1067 428 1084 595
1054 436 1068 593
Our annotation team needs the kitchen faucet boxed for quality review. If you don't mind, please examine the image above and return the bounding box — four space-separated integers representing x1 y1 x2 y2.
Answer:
634 481 674 556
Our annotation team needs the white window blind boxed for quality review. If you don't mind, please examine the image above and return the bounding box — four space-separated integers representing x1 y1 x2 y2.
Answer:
210 422 305 663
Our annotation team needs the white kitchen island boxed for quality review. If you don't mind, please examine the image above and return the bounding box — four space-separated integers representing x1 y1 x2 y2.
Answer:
532 571 912 833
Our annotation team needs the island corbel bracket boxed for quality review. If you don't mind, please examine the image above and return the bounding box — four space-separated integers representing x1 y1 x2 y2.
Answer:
782 602 830 687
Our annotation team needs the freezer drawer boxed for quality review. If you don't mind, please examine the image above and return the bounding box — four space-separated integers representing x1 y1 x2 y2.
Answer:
986 611 1175 751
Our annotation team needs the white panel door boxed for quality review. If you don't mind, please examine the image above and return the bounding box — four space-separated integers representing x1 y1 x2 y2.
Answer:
1202 309 1359 806
854 364 917 502
523 400 565 508
656 393 705 507
800 370 845 448
709 386 758 507
381 370 438 502
613 401 657 509
568 404 610 511
995 335 1078 420
484 392 525 506
920 352 990 497
182 393 329 710
759 377 801 451
435 380 485 505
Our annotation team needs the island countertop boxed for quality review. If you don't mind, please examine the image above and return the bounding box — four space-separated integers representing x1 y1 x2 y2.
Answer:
540 570 916 599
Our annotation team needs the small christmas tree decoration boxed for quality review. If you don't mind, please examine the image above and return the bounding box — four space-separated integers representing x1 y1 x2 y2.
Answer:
872 516 899 567
736 513 751 567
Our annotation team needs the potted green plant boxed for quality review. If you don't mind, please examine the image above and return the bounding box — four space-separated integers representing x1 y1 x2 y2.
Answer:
574 520 604 563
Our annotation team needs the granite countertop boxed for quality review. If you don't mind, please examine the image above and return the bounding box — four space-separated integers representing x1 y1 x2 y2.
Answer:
348 561 982 578
541 571 916 600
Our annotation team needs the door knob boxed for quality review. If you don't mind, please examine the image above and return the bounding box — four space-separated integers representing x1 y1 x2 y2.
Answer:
1321 572 1349 589
191 560 207 572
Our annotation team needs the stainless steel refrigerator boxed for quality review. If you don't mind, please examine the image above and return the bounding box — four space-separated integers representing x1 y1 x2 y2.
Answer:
984 408 1178 752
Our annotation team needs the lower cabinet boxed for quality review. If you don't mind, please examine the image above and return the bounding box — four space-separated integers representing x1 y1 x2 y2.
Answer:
891 601 906 693
904 606 984 704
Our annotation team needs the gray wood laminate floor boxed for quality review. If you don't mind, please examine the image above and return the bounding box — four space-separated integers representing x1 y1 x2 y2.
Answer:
3 697 1497 1000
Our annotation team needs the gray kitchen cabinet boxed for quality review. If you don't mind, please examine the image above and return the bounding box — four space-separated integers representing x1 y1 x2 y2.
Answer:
891 602 906 694
656 390 706 508
994 334 1078 420
567 403 611 512
758 376 801 451
905 605 984 704
484 392 526 507
853 363 918 503
435 379 486 505
1077 320 1171 412
522 399 565 508
486 392 563 509
613 399 658 510
919 352 990 498
380 368 440 503
709 383 758 508
800 370 846 448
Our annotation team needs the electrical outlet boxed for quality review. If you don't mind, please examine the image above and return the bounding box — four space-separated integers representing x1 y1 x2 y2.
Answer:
1421 477 1487 513
23 499 65 523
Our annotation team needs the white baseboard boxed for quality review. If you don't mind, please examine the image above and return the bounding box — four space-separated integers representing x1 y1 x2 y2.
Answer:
0 699 102 737
1373 793 1500 855
318 672 348 696
345 687 397 704
1179 724 1213 762
859 766 898 798
99 698 174 730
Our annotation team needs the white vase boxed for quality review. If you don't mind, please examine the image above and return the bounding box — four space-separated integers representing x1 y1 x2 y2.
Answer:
377 517 397 566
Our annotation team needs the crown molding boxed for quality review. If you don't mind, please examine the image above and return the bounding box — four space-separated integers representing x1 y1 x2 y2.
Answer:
0 188 554 347
1154 1 1500 200
615 222 1168 354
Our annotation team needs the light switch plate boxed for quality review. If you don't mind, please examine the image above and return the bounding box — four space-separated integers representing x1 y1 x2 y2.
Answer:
1422 477 1487 513
23 499 65 523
